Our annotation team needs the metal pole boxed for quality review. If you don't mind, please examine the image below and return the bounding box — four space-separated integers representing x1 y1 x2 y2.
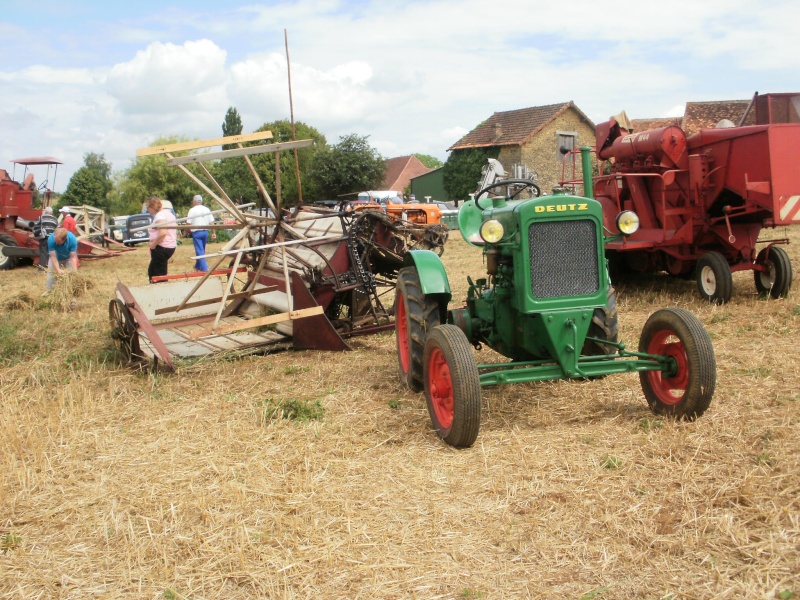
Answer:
285 29 304 206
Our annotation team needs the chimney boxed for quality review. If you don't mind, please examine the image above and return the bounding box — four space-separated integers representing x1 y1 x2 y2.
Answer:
494 122 502 139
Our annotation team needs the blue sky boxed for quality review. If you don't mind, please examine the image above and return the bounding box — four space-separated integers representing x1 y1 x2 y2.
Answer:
1 0 798 191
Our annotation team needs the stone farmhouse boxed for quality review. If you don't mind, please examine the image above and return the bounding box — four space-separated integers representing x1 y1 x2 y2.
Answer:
448 101 596 195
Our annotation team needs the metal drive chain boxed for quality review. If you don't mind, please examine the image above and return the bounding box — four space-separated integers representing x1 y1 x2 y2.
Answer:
345 225 377 294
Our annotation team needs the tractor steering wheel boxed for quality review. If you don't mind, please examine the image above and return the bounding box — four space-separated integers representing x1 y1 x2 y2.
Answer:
474 178 541 210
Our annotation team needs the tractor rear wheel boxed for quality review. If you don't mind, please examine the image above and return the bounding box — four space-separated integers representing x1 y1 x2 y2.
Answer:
754 246 792 299
423 325 481 448
638 308 716 419
395 267 440 392
696 252 732 304
0 234 19 271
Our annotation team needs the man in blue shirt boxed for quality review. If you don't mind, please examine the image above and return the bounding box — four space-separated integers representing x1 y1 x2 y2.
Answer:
46 227 79 291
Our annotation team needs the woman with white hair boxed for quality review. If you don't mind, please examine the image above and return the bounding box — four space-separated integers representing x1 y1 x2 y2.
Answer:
34 206 59 268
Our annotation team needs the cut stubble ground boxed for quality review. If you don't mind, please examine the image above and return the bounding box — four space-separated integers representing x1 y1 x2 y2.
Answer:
1 231 799 599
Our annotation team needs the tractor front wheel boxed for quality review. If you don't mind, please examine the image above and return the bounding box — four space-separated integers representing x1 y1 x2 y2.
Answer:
0 234 19 271
638 308 716 419
395 267 440 392
423 325 481 448
696 252 732 304
582 285 619 356
754 246 792 299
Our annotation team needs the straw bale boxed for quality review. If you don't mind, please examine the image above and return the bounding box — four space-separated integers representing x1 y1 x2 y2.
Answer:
0 233 799 598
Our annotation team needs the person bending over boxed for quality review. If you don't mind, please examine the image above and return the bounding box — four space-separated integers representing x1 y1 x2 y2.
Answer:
45 227 78 291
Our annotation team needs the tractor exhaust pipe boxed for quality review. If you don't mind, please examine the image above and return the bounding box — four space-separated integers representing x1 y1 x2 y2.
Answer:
580 146 593 199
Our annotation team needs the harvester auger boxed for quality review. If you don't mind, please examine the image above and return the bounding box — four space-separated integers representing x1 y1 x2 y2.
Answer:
394 173 716 448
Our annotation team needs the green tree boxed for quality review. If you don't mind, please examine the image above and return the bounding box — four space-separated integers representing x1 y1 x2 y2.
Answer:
61 153 114 212
222 106 243 150
443 147 500 202
84 152 113 180
309 134 386 200
414 153 443 169
115 136 201 216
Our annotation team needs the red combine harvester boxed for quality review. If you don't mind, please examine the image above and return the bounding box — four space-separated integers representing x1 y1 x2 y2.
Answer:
576 92 799 303
0 157 125 270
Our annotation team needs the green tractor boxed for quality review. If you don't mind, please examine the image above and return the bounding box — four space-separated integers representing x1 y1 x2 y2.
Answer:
394 148 716 448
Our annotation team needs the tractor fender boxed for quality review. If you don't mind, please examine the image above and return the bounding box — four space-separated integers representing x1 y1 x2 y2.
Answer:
403 249 452 319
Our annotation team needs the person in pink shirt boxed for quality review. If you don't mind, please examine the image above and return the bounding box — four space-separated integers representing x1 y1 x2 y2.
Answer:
145 196 177 282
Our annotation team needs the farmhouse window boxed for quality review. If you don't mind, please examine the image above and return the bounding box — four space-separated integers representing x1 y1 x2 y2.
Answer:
556 131 578 162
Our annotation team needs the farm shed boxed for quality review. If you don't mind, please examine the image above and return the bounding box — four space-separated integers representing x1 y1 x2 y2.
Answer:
410 167 448 203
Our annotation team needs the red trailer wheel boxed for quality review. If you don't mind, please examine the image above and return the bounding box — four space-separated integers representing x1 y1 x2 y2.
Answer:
423 325 481 448
754 246 793 299
395 267 440 392
638 308 716 419
109 298 141 363
696 252 732 304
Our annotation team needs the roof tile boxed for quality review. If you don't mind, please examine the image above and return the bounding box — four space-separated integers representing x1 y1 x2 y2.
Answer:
448 102 593 150
382 155 434 191
681 100 754 135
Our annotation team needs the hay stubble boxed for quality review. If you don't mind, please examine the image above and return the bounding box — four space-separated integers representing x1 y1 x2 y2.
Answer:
1 233 799 598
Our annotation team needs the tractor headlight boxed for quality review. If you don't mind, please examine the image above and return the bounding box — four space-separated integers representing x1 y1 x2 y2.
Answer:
479 219 504 244
616 210 640 236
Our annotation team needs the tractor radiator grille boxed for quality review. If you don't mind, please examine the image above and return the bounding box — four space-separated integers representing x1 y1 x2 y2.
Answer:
529 219 599 298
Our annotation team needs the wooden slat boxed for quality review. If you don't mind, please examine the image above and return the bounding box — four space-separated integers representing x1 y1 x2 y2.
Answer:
188 306 323 340
166 139 315 166
137 132 274 156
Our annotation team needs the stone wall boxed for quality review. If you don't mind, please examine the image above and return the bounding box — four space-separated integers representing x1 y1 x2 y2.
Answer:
498 107 595 196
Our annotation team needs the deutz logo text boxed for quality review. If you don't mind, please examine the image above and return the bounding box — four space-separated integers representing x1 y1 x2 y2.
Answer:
534 203 589 213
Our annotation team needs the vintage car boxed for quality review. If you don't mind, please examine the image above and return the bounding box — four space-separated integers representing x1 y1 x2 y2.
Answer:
107 215 130 243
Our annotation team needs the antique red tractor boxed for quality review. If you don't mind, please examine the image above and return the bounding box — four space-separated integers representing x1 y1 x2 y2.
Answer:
569 92 800 303
0 157 125 269
0 157 60 269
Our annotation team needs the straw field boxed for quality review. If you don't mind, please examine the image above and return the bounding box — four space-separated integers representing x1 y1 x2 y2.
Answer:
1 228 799 599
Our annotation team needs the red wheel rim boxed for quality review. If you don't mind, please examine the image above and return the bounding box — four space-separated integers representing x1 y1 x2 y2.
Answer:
645 328 689 405
396 291 410 373
427 347 454 428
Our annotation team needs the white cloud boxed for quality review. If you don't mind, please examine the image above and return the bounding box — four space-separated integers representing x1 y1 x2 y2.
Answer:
1 0 798 191
105 39 229 114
